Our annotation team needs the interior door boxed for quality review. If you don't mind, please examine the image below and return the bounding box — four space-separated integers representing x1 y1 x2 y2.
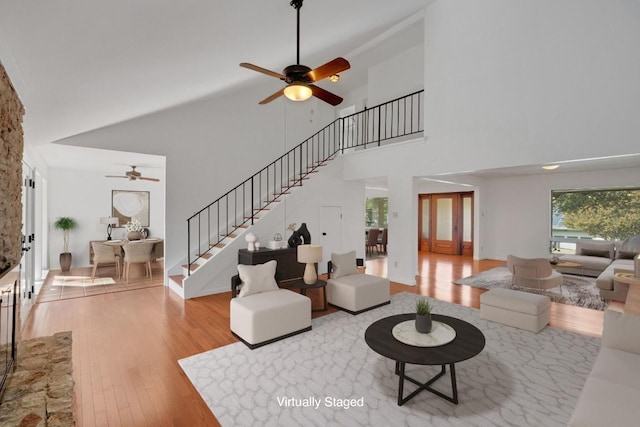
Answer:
320 206 342 274
423 192 474 256
461 193 474 256
430 194 460 255
418 195 430 252
20 162 35 327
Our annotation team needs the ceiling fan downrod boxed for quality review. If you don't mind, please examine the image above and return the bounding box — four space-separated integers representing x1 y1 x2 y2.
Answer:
290 0 303 65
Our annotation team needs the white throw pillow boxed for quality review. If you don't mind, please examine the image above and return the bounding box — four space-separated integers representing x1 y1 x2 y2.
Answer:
237 260 279 297
331 251 359 279
602 309 640 355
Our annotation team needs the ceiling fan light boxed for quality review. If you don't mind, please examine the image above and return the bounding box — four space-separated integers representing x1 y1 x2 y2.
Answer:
329 74 340 83
284 84 312 101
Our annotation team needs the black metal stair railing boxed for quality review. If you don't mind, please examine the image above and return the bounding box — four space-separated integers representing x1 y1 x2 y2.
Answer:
185 90 424 275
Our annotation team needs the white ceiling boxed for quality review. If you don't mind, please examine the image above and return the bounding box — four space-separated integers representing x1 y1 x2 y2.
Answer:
0 0 432 150
3 1 638 181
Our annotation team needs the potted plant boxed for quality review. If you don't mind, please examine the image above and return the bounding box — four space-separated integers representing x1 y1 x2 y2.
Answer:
415 297 432 333
54 217 77 272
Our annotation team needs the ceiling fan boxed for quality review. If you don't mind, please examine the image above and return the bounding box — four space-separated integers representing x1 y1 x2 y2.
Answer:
240 0 350 106
105 166 160 182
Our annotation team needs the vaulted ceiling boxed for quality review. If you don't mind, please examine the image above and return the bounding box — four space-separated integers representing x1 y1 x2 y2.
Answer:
0 0 432 151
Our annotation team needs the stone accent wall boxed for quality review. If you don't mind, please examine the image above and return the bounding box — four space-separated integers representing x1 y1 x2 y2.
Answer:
0 61 25 277
0 332 75 426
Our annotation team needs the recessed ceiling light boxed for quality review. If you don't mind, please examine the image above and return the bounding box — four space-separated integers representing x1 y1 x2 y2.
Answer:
542 165 559 170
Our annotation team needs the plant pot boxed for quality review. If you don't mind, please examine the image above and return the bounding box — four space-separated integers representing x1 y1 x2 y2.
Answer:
127 231 144 241
60 252 72 272
415 314 432 334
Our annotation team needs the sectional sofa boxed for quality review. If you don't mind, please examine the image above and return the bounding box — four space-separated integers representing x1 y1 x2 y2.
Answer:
557 237 640 302
568 309 640 426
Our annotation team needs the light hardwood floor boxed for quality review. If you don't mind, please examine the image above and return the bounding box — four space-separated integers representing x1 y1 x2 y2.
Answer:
22 253 604 426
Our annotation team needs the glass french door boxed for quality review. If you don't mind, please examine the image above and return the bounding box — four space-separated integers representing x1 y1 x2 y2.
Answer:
418 192 473 255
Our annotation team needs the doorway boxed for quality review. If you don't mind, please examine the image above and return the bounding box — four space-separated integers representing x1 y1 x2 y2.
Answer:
320 206 342 274
418 192 473 256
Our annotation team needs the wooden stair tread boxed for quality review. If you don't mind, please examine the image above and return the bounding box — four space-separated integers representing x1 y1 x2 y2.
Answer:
169 275 185 287
233 224 249 228
210 243 225 248
182 264 199 271
220 233 238 238
196 253 213 259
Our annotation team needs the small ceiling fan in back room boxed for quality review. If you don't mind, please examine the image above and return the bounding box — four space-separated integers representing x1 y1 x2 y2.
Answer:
240 0 350 106
105 166 160 182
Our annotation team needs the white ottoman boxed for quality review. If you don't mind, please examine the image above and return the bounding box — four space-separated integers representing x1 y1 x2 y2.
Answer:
230 289 311 349
327 273 390 315
480 288 550 333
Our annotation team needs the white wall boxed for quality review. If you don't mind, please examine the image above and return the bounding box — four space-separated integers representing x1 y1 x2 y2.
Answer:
480 167 640 261
423 0 640 171
48 167 165 269
368 43 424 107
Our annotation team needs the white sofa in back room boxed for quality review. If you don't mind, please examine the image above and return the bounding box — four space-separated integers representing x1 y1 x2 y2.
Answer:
568 310 640 426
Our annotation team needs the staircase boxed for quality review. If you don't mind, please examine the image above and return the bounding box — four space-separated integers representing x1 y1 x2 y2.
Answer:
168 90 424 298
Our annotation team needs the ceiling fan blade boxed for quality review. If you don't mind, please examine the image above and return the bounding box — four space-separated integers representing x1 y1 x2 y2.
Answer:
259 88 285 105
139 177 160 182
306 57 351 82
240 63 286 80
309 84 343 106
105 175 128 179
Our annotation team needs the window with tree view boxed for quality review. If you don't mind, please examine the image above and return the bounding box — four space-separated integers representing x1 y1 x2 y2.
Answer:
366 198 388 228
551 188 640 242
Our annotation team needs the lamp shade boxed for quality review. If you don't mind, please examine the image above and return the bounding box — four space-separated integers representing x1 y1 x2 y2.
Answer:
284 84 312 101
298 244 323 285
100 217 119 226
297 244 322 263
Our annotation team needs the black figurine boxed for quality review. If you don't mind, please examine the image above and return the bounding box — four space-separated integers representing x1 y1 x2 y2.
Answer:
288 223 311 247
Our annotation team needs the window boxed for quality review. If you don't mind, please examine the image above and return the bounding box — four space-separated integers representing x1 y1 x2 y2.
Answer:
551 188 640 243
365 198 388 228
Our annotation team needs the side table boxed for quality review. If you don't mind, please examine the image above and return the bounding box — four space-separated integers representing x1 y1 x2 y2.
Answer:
289 279 327 311
613 272 640 315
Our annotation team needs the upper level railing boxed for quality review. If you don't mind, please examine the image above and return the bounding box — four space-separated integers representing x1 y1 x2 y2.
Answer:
186 90 424 274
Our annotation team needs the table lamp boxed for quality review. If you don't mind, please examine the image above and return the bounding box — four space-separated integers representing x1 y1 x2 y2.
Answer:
100 217 119 240
297 244 323 285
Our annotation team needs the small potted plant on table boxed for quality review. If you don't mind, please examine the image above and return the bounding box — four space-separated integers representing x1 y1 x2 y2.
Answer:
415 297 432 333
54 216 77 272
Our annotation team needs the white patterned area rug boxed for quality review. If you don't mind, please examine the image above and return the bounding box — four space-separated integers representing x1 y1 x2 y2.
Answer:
178 293 599 427
453 267 607 311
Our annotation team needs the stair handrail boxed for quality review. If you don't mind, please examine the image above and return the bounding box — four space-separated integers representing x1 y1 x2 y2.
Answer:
186 90 424 275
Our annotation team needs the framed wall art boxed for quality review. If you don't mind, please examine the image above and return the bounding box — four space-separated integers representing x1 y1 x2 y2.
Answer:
112 190 150 227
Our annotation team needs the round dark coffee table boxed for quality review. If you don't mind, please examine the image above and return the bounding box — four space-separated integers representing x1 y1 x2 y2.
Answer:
365 313 485 406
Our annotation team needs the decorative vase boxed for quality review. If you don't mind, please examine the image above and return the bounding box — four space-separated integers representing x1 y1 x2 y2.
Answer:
60 252 72 272
127 231 144 241
415 314 433 334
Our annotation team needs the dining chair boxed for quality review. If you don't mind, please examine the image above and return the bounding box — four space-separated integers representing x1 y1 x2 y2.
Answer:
378 228 388 254
91 241 121 282
122 241 155 283
366 229 379 255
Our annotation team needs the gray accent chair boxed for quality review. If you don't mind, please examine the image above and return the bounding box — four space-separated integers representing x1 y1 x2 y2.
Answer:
506 255 563 290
